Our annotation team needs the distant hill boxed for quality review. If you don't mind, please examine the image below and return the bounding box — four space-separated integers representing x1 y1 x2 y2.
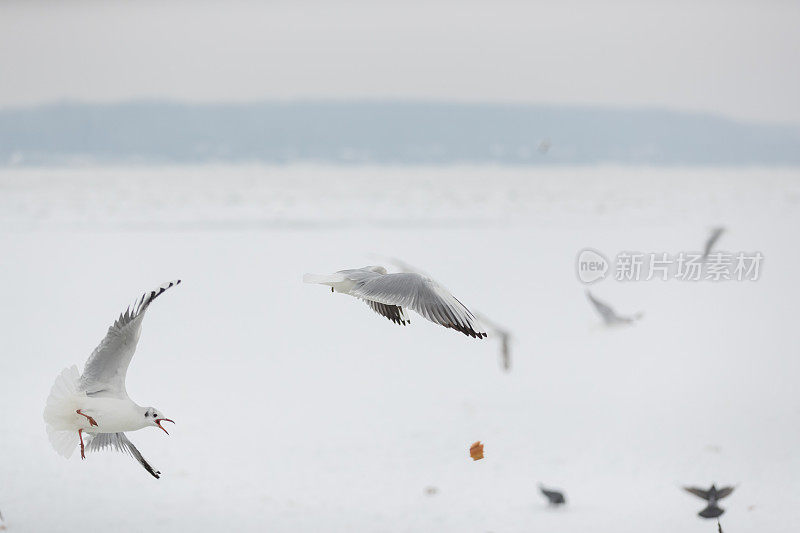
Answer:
1 101 799 166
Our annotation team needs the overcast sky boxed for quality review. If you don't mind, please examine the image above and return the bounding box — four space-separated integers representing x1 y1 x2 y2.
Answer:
1 0 798 124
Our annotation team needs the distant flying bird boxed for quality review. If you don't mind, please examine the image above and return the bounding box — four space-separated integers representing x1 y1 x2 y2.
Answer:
475 312 513 371
683 484 735 518
43 280 181 479
539 484 566 505
304 266 487 338
702 227 726 260
538 138 551 154
585 290 643 326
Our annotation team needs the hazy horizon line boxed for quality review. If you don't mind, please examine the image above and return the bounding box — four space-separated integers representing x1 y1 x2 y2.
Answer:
3 98 798 129
3 100 799 167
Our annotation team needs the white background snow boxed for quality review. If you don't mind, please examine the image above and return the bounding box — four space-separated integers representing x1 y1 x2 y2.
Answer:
1 165 798 532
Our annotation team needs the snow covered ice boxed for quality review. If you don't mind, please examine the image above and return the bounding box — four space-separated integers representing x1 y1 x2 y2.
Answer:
1 164 799 532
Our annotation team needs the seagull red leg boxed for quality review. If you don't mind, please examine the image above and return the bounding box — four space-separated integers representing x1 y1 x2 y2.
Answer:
76 409 98 427
78 429 85 460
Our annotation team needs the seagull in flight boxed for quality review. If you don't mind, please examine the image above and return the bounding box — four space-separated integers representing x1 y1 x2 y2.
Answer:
304 266 487 338
586 290 643 326
683 484 735 518
43 280 181 479
371 256 510 364
702 227 726 261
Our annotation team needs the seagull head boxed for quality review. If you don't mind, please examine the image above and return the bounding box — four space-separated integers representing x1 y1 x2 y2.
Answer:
144 407 174 435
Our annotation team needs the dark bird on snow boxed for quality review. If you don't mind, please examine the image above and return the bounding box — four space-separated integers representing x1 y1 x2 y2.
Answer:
702 227 726 261
586 290 643 326
539 484 566 506
683 484 735 518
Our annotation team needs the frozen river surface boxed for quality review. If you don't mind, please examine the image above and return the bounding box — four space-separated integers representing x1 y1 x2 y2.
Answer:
0 165 798 532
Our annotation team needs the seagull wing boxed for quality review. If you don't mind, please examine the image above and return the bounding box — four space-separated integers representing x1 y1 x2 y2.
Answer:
684 486 712 500
86 432 162 479
586 290 619 323
500 333 511 371
364 300 411 326
383 259 507 357
348 272 486 339
715 486 735 500
703 227 725 259
79 280 181 399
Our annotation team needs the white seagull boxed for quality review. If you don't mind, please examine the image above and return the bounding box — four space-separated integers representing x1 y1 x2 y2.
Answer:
304 266 487 338
43 280 181 479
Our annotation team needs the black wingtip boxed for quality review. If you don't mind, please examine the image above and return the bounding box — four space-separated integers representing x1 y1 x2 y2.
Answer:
144 279 182 307
447 323 488 339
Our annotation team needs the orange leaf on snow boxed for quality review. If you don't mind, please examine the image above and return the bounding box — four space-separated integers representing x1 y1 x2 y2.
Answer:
469 441 484 461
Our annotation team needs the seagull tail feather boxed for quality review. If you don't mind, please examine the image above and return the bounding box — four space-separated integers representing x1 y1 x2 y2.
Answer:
699 503 725 519
43 365 82 458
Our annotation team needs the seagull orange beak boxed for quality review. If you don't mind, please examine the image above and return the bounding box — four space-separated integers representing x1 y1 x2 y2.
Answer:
155 418 174 435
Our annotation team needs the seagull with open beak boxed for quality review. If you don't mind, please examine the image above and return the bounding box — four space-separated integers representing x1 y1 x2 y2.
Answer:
43 280 181 479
